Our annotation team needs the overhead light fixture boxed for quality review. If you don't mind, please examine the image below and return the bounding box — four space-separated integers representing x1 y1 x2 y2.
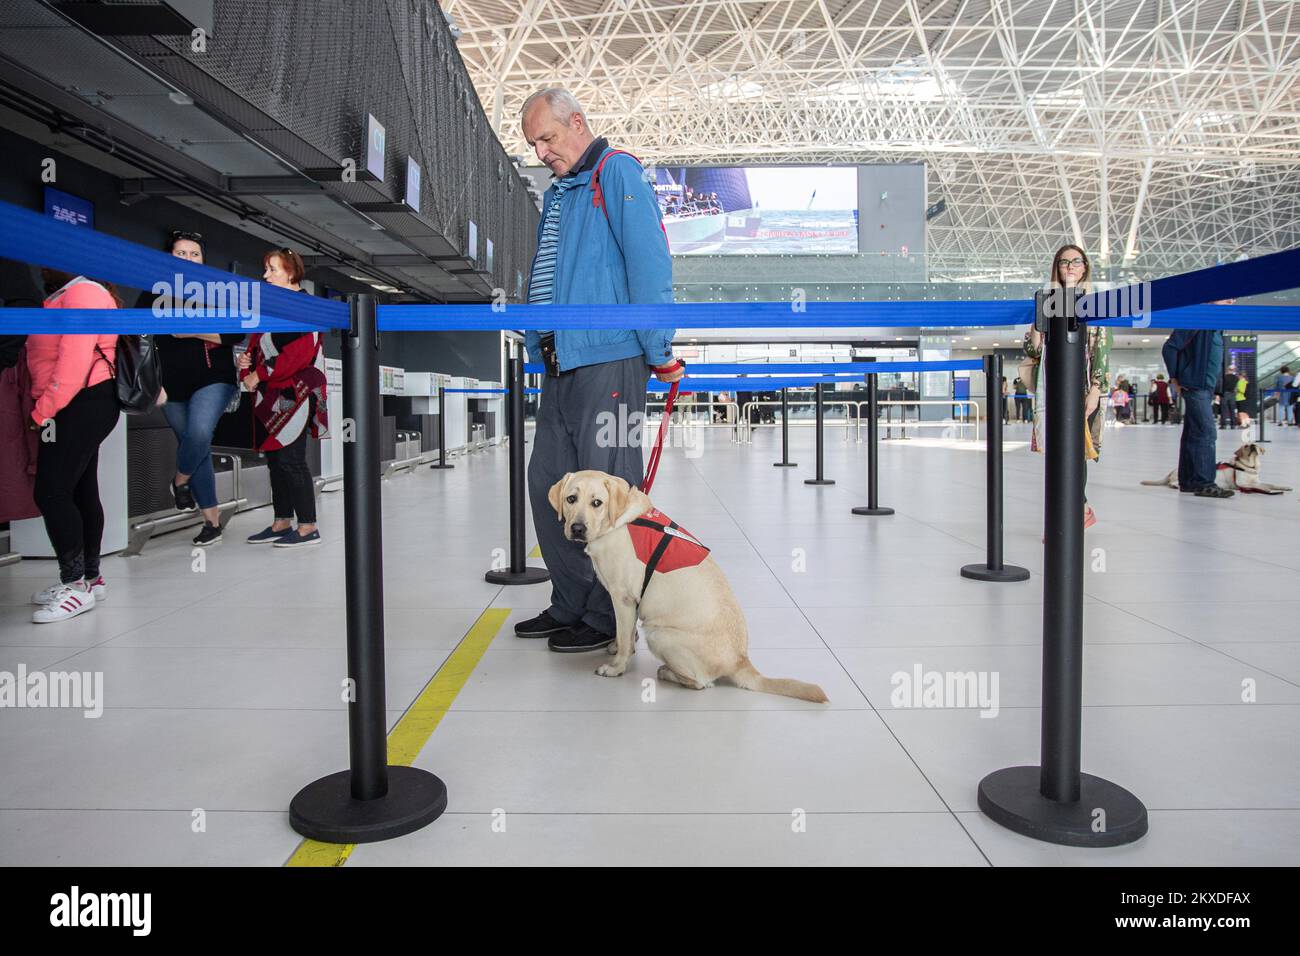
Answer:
168 92 193 106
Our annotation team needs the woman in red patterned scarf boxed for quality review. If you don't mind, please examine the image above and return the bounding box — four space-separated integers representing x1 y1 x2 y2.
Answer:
237 249 328 548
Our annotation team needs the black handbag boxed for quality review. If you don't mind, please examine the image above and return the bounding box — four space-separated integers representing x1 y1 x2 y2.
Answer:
95 335 163 414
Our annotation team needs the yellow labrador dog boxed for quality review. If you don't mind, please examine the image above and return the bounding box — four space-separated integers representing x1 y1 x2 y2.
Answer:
1141 442 1292 494
548 470 828 702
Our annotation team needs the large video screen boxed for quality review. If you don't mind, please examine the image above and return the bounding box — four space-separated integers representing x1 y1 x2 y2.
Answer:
652 165 858 256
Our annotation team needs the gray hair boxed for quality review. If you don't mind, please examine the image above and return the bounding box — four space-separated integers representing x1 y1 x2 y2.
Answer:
520 88 585 126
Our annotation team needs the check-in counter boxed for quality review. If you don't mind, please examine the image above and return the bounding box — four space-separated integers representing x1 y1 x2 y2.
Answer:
468 380 504 447
401 371 451 456
395 371 505 458
320 357 345 481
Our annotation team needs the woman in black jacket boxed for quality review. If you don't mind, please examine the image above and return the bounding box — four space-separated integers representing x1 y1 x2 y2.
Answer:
137 231 244 545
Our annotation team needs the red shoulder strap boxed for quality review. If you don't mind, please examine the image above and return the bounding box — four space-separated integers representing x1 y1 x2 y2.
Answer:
591 149 671 253
591 149 640 211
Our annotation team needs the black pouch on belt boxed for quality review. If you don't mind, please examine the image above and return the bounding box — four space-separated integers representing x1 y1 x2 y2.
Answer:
539 332 561 377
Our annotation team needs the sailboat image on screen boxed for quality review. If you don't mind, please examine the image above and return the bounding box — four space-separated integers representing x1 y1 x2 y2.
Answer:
654 167 761 252
653 166 857 255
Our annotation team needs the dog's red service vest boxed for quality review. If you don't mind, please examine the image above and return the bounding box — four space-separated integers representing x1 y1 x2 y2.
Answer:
627 508 710 596
1217 461 1269 493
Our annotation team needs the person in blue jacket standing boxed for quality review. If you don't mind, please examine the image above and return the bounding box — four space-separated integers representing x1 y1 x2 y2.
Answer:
1162 324 1232 497
515 88 685 653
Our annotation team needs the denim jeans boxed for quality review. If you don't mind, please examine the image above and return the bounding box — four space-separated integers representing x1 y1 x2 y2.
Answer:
162 382 236 510
1178 388 1216 490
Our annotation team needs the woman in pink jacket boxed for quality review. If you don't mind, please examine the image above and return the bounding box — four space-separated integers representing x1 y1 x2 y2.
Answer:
26 270 122 623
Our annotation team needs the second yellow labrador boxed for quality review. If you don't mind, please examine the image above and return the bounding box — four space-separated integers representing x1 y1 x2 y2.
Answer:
548 470 829 702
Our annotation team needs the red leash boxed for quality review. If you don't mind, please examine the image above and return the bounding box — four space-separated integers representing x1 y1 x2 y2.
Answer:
642 377 681 494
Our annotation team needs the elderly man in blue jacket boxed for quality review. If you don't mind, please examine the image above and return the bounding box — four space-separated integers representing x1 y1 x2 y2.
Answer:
515 88 684 652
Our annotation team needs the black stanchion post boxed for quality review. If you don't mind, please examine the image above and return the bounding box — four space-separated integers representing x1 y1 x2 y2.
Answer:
485 350 550 585
1256 387 1269 443
978 293 1147 847
289 293 447 844
853 372 892 516
429 385 454 469
962 354 1029 581
773 387 797 467
805 382 834 485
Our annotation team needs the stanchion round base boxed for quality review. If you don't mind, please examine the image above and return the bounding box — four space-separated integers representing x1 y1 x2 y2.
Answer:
961 563 1030 582
804 478 836 485
428 463 454 469
851 506 894 516
289 766 447 844
484 566 551 585
977 766 1148 847
773 462 798 467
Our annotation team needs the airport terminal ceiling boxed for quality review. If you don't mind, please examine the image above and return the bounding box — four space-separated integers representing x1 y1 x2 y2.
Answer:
450 0 1300 282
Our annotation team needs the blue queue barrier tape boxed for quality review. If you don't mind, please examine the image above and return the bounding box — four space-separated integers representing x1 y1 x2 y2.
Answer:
666 360 986 374
0 308 333 334
1082 245 1300 318
523 359 985 376
1090 302 1300 330
442 387 540 395
379 297 1300 332
381 299 1032 330
648 377 889 391
0 199 348 330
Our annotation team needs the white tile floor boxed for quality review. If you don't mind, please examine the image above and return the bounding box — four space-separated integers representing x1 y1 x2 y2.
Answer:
1 419 1297 866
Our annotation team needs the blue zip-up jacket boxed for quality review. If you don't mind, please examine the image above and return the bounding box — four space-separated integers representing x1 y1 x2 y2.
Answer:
1162 329 1223 392
525 140 675 372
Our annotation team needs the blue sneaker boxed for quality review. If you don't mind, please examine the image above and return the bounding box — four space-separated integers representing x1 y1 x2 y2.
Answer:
273 528 322 548
247 525 295 544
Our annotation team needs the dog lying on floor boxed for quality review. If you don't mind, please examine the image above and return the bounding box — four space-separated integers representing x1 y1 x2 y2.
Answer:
547 470 829 702
1141 442 1292 495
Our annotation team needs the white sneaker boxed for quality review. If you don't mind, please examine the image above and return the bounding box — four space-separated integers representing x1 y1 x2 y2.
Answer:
32 584 96 623
32 577 106 604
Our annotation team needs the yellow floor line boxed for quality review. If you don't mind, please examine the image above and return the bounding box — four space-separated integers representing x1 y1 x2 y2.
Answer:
528 544 541 558
285 607 511 867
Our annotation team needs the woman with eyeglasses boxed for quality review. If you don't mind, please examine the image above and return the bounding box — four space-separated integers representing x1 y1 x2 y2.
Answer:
135 231 246 546
1022 245 1112 529
236 248 327 548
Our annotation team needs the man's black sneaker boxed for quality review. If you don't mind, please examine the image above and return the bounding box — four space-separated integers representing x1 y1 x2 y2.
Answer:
515 610 570 638
548 622 614 653
1194 485 1234 498
193 522 222 546
171 481 197 512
